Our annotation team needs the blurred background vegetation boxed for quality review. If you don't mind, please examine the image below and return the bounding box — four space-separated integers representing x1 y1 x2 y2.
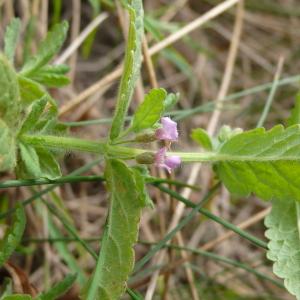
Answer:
0 0 299 299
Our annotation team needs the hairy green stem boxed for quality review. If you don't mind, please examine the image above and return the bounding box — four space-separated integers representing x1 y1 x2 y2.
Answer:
21 134 106 154
23 134 300 164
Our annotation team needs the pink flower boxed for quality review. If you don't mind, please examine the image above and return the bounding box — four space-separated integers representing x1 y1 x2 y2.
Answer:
155 117 178 142
154 147 181 173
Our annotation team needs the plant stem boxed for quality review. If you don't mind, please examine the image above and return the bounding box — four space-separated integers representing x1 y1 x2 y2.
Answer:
0 158 103 220
21 134 106 154
0 175 198 189
0 175 105 188
163 244 284 289
20 134 300 164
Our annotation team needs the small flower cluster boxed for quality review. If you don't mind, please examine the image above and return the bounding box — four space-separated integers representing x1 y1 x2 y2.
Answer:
154 117 181 173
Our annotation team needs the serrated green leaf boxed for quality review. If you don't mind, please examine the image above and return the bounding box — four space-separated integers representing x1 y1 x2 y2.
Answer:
18 76 48 106
191 128 213 151
110 0 143 140
36 273 77 300
0 54 21 128
265 198 300 299
0 205 26 267
29 64 70 87
19 96 48 135
81 159 145 300
287 93 300 126
20 21 68 77
18 76 58 111
131 88 166 133
34 106 66 135
4 18 21 63
31 73 70 87
18 143 41 178
18 143 61 179
38 64 70 74
35 147 61 179
215 124 300 202
36 148 61 179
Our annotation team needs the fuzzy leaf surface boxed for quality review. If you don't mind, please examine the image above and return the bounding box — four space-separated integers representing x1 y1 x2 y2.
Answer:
110 0 143 140
4 18 21 63
19 97 48 135
18 76 49 106
18 143 61 179
20 21 68 76
0 205 26 267
215 125 300 202
0 54 20 128
0 120 16 172
265 198 300 299
30 73 70 87
81 159 145 300
131 88 166 132
30 63 70 87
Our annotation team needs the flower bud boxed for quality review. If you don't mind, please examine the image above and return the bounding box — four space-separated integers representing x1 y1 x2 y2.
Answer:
218 125 243 142
135 132 157 143
154 147 181 173
136 152 155 164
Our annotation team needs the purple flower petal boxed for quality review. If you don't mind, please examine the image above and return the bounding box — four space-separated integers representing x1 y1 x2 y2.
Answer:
154 147 181 173
155 117 178 141
154 147 167 166
165 156 181 170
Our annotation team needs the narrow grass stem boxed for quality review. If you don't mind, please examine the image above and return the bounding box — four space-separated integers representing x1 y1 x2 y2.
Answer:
162 244 284 289
0 175 105 188
155 184 268 250
0 175 198 189
0 159 102 219
40 197 98 260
